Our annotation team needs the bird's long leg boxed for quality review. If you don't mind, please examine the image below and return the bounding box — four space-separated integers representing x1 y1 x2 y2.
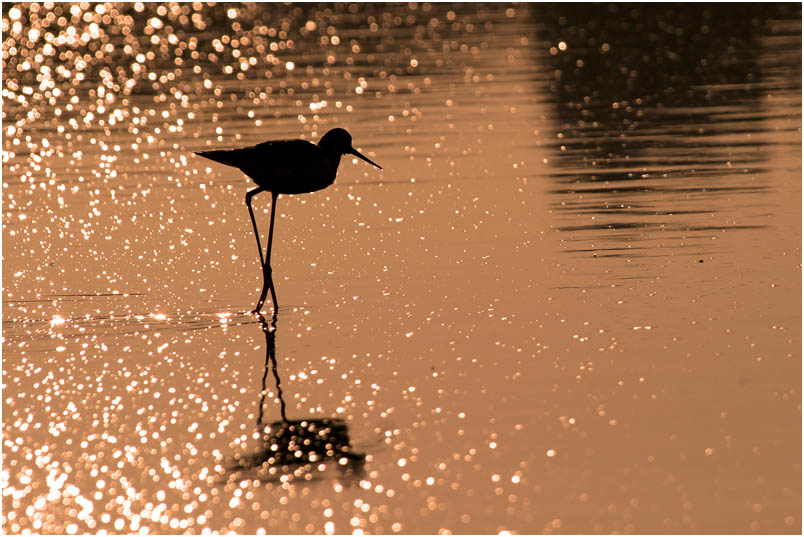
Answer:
246 186 268 268
265 192 280 311
247 186 273 313
254 192 279 313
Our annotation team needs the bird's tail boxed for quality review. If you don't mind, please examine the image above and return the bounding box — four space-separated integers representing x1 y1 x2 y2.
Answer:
195 149 240 167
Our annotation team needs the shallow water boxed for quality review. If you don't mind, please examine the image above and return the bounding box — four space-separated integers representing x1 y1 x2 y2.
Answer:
2 3 801 534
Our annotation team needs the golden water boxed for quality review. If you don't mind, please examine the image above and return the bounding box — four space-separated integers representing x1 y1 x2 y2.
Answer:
3 4 801 534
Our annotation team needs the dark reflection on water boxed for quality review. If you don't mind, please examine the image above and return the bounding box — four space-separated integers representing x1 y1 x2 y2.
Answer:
255 312 285 426
541 3 800 144
226 313 365 483
537 3 800 253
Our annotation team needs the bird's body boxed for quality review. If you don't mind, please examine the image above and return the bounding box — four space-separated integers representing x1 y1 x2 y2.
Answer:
194 128 381 313
195 138 338 194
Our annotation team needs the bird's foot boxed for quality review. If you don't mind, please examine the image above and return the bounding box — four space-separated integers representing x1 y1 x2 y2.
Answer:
251 295 267 314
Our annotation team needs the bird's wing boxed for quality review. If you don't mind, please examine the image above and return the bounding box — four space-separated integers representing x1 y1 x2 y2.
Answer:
238 139 323 179
195 148 240 167
196 139 319 174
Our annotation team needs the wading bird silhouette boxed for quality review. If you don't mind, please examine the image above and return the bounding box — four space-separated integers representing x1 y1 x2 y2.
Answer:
195 128 382 313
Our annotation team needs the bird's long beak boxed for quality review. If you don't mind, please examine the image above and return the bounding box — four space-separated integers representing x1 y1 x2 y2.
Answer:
349 148 382 170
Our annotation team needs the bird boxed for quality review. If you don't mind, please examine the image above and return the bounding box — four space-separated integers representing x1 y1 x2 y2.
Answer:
195 128 382 313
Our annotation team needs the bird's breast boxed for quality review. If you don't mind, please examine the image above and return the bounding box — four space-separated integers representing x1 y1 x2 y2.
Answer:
243 147 338 194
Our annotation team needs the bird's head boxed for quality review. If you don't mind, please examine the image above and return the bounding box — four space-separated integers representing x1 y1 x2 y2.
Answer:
318 128 382 169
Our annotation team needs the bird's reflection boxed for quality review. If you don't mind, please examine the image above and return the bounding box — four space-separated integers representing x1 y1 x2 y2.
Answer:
227 312 365 482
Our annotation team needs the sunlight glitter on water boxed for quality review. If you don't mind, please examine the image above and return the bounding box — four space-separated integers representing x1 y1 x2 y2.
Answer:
3 2 802 535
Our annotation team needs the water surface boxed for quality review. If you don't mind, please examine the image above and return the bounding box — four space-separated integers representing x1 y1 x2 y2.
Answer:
2 3 801 534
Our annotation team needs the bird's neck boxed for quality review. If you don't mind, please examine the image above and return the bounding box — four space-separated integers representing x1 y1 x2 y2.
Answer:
327 152 342 176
